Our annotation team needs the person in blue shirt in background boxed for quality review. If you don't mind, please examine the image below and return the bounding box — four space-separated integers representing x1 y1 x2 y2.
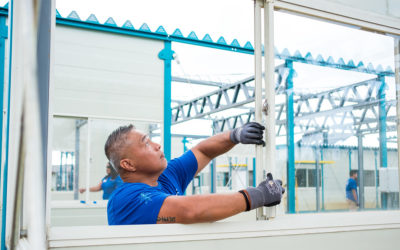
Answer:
346 170 358 211
105 123 285 225
80 163 123 200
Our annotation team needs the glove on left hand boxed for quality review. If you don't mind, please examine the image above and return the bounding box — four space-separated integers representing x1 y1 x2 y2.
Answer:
230 122 265 146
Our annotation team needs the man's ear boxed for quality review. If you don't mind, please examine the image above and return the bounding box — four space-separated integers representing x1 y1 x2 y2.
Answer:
120 158 136 172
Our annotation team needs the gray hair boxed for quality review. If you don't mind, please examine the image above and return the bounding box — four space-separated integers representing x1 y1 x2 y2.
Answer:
104 124 135 172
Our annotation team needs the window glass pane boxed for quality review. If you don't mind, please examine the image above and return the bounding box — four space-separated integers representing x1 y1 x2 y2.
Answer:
50 117 161 226
51 117 87 202
88 118 160 201
308 169 321 188
364 170 376 187
276 11 397 213
296 169 307 187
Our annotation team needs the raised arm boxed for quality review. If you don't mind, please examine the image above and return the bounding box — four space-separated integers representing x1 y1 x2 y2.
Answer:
191 131 234 176
191 122 265 176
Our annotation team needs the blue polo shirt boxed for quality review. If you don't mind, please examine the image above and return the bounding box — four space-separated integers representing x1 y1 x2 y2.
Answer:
346 178 358 202
107 150 198 225
101 175 123 200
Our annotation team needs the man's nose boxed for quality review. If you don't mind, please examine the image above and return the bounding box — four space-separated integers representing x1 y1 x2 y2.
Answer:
153 142 161 150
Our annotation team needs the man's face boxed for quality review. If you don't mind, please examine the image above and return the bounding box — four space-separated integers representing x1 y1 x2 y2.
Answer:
122 130 167 175
353 173 358 180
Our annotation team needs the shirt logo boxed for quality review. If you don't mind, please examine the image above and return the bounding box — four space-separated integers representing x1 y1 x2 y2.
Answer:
139 192 152 205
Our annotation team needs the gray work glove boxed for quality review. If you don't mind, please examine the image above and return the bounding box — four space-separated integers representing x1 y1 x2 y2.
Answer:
230 122 265 146
243 173 285 209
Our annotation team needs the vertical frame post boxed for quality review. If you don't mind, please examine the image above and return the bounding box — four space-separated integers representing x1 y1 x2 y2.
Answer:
285 59 295 214
357 133 364 210
1 1 13 249
348 149 352 172
374 150 379 208
182 136 188 152
252 157 256 187
264 0 277 218
254 0 265 220
320 148 325 211
210 159 216 193
0 16 7 243
85 119 91 203
210 122 217 193
378 74 388 209
394 37 400 208
158 41 174 161
314 147 320 212
0 14 7 184
228 157 232 190
73 121 81 200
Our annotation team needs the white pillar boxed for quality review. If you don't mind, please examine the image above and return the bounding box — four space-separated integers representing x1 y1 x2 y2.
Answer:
395 37 400 207
254 0 265 220
264 0 277 218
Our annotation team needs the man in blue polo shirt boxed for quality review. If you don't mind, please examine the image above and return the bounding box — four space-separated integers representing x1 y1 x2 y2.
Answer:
105 122 284 225
346 170 358 211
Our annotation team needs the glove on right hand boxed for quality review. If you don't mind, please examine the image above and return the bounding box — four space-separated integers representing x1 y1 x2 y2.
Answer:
244 173 285 209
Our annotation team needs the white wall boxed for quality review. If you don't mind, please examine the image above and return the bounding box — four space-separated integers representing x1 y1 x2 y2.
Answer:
50 25 165 201
53 26 164 120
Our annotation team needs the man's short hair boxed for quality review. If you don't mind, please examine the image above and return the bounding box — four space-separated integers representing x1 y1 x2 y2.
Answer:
350 170 358 177
104 124 135 172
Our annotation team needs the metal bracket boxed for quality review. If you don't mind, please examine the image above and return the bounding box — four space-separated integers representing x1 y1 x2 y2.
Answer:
158 49 175 61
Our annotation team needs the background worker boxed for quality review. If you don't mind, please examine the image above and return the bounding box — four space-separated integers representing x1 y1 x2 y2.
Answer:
80 163 123 200
345 170 359 211
105 122 284 225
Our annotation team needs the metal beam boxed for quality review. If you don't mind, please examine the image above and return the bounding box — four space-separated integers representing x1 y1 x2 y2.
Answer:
172 68 288 124
172 76 224 88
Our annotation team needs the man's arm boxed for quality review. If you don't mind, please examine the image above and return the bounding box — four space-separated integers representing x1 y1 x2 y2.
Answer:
157 193 246 224
191 122 265 176
157 174 284 224
352 189 358 203
191 131 234 176
79 182 102 193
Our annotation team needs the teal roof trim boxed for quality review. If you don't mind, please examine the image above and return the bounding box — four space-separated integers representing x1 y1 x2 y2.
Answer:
230 39 240 47
305 52 313 61
244 41 253 50
187 31 198 40
0 5 392 77
347 60 355 67
105 17 117 26
67 11 81 21
216 36 227 45
86 14 99 24
56 9 62 18
122 20 134 29
171 28 183 37
202 34 213 42
139 23 151 32
155 26 167 35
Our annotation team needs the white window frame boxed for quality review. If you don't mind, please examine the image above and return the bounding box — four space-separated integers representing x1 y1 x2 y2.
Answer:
45 0 400 248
